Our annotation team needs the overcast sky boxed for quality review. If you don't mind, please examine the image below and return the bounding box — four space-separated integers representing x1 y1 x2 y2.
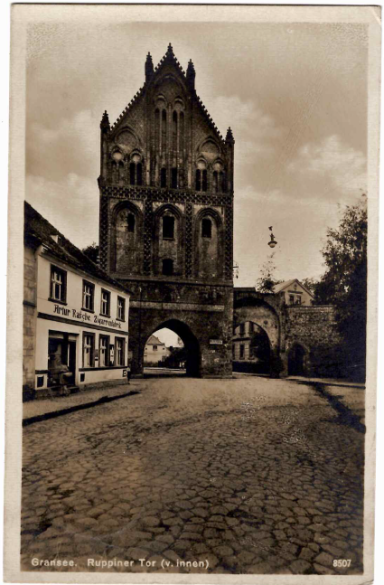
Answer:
26 19 367 343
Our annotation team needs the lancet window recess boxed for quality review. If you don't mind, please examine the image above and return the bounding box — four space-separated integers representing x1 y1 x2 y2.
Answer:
161 110 167 152
202 218 212 238
195 169 208 192
129 159 143 186
163 215 175 239
213 169 226 193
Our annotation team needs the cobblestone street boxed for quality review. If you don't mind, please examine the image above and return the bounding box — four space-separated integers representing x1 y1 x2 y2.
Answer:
21 376 365 576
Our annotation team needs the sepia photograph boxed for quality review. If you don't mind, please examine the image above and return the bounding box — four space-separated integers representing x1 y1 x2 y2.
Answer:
4 4 381 583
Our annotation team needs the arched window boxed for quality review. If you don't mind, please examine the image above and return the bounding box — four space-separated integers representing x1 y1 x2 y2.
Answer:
137 163 143 186
220 171 226 192
162 258 174 276
195 169 201 191
127 213 135 233
155 108 160 148
172 111 178 151
163 216 175 239
202 170 208 192
202 218 212 238
161 110 167 152
161 168 167 188
171 168 178 189
179 112 184 152
129 163 135 185
213 171 219 193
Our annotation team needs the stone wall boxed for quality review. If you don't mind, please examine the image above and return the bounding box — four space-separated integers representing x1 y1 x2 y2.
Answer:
284 305 343 377
23 246 37 389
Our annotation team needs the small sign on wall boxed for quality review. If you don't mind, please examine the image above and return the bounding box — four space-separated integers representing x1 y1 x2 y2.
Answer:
210 339 223 345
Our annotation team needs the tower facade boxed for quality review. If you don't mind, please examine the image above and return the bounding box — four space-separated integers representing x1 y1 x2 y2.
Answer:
98 45 234 377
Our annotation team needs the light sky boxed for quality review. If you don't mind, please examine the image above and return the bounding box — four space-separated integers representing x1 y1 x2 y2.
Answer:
26 20 367 298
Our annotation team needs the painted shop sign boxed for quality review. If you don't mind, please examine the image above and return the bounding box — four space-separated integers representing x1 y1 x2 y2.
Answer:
53 304 122 329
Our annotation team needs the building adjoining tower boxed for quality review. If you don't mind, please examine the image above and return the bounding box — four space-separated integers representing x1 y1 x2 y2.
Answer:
98 44 234 377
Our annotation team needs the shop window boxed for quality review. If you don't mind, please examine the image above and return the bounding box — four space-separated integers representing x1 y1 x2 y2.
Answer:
50 265 67 303
161 168 167 188
117 296 125 321
99 335 109 367
82 280 95 312
289 295 294 304
115 338 125 366
202 218 212 238
163 216 175 239
162 258 174 276
100 289 111 316
240 344 245 359
171 168 178 189
83 334 94 368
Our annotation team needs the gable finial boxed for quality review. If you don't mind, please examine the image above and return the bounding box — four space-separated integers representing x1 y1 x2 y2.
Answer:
100 110 110 133
186 59 196 90
167 42 174 55
145 52 154 82
226 127 235 144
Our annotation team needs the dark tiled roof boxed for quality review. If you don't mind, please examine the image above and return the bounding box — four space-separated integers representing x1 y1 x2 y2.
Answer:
24 201 130 295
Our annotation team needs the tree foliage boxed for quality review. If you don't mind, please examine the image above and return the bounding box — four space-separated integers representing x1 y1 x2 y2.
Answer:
315 197 367 379
82 242 99 264
256 252 282 293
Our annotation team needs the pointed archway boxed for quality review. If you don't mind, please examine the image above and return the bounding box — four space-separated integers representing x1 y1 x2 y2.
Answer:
141 319 201 377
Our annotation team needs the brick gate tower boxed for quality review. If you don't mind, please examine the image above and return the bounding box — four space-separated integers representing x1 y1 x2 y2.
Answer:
98 44 234 377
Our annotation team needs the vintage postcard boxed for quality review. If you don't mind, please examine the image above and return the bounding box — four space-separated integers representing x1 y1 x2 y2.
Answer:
4 3 381 584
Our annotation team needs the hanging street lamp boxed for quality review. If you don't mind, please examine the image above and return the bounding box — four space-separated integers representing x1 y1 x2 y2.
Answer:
268 226 278 249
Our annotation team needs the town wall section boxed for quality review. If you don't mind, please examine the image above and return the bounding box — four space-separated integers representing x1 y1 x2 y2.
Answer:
285 305 343 378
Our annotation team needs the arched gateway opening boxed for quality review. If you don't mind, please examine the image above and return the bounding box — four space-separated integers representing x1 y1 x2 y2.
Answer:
142 319 201 378
288 343 307 376
233 321 271 374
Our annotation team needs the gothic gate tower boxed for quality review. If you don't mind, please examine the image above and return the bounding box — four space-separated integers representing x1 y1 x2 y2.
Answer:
98 44 234 377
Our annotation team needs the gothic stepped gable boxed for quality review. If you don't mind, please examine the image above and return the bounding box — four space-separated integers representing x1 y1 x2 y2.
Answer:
99 43 234 194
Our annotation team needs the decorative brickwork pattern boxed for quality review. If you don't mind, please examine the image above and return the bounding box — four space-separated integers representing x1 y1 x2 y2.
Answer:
99 196 109 271
100 185 232 207
224 204 234 280
143 199 153 275
185 202 193 277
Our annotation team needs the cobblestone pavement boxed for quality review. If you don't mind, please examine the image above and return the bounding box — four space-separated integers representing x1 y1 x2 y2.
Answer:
21 377 365 575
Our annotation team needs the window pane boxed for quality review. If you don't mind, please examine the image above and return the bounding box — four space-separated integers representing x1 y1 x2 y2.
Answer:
202 218 212 238
127 213 135 232
161 168 167 188
163 216 175 239
162 259 174 276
